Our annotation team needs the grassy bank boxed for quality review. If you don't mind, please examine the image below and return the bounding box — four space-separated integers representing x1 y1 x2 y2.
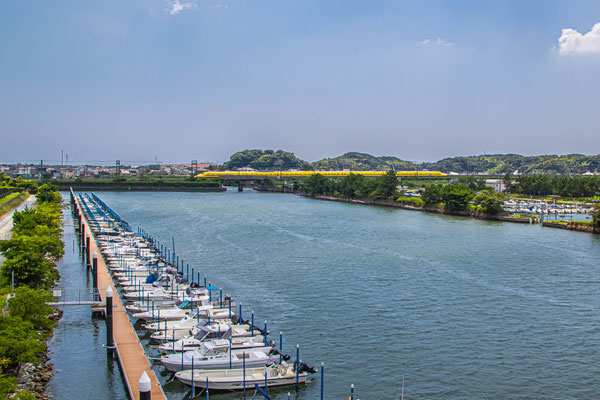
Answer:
0 192 28 218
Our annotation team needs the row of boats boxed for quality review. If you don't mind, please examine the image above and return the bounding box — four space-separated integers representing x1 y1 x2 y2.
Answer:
503 199 594 216
78 193 318 393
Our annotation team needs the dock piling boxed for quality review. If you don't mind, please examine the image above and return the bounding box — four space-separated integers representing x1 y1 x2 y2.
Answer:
85 233 91 268
139 371 151 400
92 251 98 300
105 286 114 355
296 345 299 389
320 362 324 400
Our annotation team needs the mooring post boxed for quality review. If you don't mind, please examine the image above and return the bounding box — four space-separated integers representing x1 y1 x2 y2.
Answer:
139 371 151 400
264 321 268 346
251 311 254 337
85 233 91 269
279 332 283 363
105 286 114 355
320 362 324 400
296 344 300 389
81 223 86 257
92 251 98 300
219 289 222 308
238 302 242 324
350 383 355 400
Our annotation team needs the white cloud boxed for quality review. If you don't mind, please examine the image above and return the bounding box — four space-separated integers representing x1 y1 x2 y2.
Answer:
558 23 600 55
168 0 197 15
420 37 453 47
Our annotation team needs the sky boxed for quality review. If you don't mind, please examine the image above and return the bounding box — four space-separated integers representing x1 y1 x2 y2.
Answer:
1 0 600 165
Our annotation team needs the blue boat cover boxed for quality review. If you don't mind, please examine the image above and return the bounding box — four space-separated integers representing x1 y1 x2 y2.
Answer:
145 274 159 284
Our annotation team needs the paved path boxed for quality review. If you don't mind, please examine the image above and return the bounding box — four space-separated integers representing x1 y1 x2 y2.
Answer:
0 195 36 265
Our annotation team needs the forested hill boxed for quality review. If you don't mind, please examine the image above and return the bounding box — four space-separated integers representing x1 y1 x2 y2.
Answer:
221 150 600 174
426 154 600 175
222 150 312 171
312 152 416 171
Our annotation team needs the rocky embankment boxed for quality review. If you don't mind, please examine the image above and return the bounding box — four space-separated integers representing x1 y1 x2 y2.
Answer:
16 308 62 399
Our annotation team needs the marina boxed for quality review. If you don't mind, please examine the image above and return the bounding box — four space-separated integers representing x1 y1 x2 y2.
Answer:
66 190 319 399
45 189 600 399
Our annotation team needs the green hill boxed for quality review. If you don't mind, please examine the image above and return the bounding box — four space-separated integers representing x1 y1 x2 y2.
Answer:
427 154 600 175
312 152 416 171
221 149 600 175
222 149 313 171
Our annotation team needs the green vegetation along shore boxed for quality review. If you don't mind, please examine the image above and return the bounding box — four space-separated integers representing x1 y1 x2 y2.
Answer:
288 172 600 233
0 183 64 398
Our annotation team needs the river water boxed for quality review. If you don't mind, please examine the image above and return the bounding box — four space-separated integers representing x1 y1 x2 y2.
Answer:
48 190 600 399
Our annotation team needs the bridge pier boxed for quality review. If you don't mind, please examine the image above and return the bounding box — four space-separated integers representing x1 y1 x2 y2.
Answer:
238 182 244 192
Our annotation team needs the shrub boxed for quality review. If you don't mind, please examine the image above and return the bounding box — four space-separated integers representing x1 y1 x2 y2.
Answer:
396 196 424 207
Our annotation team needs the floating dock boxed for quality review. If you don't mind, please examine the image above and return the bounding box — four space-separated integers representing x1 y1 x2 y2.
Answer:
74 196 166 400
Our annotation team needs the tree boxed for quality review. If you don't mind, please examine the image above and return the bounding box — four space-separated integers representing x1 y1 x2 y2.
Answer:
421 184 443 206
374 170 399 200
0 316 45 372
337 173 366 199
474 190 505 215
441 183 474 211
301 174 332 196
36 183 61 203
8 287 56 336
458 176 487 191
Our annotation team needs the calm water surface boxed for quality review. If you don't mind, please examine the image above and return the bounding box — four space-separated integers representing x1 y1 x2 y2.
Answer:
48 190 600 399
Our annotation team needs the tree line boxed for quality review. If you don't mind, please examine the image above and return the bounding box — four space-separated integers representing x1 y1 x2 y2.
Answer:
0 183 63 398
505 174 600 198
300 171 400 200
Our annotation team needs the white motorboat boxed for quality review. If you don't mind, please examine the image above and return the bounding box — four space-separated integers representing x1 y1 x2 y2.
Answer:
160 340 275 372
158 324 266 353
174 362 313 391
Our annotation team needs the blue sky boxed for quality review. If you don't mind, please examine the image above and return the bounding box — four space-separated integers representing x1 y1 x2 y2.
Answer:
1 0 600 164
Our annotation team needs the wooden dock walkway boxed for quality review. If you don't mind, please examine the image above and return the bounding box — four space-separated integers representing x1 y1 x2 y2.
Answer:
79 204 166 400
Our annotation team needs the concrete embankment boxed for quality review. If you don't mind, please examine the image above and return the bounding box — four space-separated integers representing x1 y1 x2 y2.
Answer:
543 221 597 234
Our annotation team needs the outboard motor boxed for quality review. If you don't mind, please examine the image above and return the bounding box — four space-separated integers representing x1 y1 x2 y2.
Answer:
175 299 183 306
190 282 198 289
267 348 291 361
231 315 241 324
185 287 191 296
294 361 318 374
145 274 158 284
180 278 188 284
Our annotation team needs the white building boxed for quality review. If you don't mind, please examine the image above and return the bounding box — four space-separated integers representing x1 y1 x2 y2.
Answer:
485 179 505 192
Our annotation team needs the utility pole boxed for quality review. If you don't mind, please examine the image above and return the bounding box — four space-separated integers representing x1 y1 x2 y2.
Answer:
61 150 64 166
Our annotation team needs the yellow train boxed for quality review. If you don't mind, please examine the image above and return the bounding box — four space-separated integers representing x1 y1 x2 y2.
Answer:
196 170 446 179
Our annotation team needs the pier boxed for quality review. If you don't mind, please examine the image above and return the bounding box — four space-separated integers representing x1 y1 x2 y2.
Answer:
72 193 166 400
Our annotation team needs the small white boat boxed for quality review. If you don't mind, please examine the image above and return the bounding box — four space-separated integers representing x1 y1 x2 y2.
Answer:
174 362 313 391
160 340 274 372
158 324 266 353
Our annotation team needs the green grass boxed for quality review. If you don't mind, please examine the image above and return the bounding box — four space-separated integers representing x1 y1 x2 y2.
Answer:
0 192 27 217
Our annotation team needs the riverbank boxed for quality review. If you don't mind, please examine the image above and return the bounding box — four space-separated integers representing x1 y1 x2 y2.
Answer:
256 186 598 234
310 195 599 234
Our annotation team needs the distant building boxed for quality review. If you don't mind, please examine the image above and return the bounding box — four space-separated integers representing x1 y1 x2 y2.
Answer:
485 179 505 192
